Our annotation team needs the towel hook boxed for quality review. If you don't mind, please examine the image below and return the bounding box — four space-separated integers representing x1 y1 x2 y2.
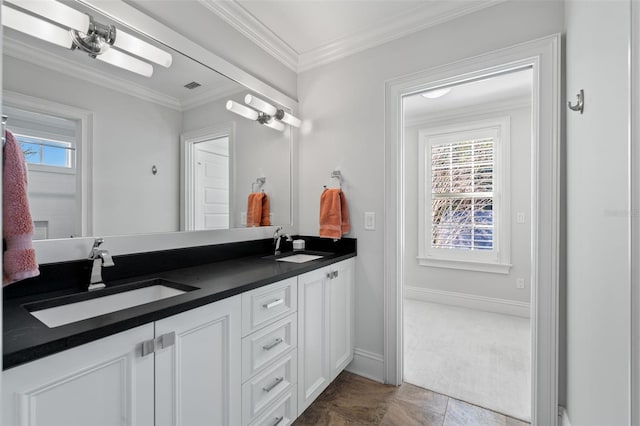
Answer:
568 89 584 114
252 177 266 192
323 170 343 190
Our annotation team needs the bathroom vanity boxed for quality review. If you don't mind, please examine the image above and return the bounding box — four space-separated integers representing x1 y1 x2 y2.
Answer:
2 238 356 425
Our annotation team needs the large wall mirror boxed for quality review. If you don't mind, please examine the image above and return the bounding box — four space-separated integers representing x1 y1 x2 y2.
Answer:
2 0 293 242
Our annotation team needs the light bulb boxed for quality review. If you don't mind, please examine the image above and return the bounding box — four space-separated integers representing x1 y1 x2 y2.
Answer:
5 0 90 32
113 29 172 68
226 100 259 121
421 87 452 99
244 94 278 116
2 4 73 49
279 111 301 128
262 118 285 131
97 48 154 77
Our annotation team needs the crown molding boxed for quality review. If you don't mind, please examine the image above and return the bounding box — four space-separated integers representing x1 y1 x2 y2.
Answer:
197 0 505 73
297 0 506 72
3 37 183 111
198 0 298 72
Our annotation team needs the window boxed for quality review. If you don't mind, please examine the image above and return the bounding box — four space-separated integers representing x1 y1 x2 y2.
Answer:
15 134 73 169
418 117 511 273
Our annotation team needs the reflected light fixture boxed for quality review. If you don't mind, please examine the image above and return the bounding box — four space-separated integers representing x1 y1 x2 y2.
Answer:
421 87 452 99
225 94 301 132
2 0 173 77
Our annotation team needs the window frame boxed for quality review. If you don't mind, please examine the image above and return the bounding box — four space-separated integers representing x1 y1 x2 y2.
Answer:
417 116 511 274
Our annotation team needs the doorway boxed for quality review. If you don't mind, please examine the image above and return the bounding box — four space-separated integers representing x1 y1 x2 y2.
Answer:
181 123 235 231
401 68 532 421
383 35 561 425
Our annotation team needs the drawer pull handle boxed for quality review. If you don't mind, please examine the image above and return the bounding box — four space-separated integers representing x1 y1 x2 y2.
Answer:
333 270 339 278
271 416 284 426
263 299 285 309
263 337 284 351
263 376 284 392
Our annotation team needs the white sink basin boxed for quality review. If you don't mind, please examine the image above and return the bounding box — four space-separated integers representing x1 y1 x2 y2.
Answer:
30 283 189 328
276 254 324 263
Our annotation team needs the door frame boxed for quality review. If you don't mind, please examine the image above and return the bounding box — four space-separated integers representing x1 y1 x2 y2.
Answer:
383 34 561 425
180 122 235 231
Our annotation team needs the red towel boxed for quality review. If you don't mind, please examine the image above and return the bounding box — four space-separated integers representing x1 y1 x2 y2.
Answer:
319 189 350 239
246 192 271 227
3 130 39 285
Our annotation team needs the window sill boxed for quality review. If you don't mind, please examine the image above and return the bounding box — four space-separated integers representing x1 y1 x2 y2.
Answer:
417 257 512 274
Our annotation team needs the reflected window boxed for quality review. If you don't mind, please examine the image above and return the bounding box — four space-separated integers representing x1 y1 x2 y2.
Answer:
15 134 74 169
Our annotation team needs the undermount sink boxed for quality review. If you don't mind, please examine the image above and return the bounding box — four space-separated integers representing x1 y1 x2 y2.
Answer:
26 279 198 328
276 253 324 263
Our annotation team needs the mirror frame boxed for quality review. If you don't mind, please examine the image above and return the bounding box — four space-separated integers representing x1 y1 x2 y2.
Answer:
16 0 298 263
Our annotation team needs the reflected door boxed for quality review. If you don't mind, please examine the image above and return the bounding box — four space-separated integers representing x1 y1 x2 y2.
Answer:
194 137 229 230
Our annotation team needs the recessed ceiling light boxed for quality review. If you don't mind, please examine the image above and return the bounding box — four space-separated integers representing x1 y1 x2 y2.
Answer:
421 87 452 99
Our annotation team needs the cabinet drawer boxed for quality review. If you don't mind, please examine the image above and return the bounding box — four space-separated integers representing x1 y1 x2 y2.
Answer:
243 314 297 382
242 350 297 425
242 277 297 336
248 387 297 426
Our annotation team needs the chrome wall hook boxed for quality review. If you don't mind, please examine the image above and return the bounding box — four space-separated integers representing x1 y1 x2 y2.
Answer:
568 89 584 114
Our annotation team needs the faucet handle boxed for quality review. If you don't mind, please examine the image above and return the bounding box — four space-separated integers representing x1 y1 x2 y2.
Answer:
92 238 104 249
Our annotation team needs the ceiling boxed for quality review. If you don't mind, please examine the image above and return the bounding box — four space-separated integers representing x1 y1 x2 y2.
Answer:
198 0 503 72
403 67 533 125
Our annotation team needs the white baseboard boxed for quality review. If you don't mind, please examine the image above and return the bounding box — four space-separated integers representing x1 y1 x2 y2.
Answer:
345 348 384 383
559 407 571 426
405 285 531 318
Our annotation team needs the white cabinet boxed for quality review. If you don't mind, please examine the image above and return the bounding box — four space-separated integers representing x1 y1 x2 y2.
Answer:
2 324 155 426
3 296 241 426
297 258 355 414
241 278 298 426
155 295 241 426
329 258 355 380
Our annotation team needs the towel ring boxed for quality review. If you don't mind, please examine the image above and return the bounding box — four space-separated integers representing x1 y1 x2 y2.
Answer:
323 170 343 190
252 177 266 192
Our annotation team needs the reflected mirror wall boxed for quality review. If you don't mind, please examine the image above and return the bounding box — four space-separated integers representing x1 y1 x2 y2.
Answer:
2 0 293 240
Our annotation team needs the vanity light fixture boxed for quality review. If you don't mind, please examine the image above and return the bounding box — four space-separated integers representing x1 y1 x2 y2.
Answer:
2 0 173 77
225 94 301 132
421 87 452 99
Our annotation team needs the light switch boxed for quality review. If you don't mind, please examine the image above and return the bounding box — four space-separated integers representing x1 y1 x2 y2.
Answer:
364 212 375 230
516 212 525 224
241 212 247 226
516 278 525 289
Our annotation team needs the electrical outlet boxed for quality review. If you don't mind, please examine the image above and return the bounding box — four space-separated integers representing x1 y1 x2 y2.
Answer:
516 212 526 224
241 212 247 226
364 212 375 230
516 278 525 289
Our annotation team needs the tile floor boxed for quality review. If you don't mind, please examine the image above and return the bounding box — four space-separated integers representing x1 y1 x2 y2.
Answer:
293 371 529 426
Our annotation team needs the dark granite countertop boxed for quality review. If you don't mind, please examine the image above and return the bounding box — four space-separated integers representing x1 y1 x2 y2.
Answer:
3 237 356 370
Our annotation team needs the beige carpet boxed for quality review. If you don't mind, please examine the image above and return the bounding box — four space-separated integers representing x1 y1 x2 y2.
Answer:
403 299 531 422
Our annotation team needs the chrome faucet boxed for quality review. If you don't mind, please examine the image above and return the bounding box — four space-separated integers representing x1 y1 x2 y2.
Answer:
88 238 115 291
273 226 292 255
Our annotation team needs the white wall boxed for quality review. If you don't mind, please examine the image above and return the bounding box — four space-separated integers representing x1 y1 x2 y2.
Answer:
565 1 631 424
182 92 292 228
4 55 183 236
297 0 564 378
404 105 531 305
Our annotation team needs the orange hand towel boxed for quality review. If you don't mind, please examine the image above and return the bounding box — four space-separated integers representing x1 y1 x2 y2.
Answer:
261 193 271 226
246 192 271 227
246 192 264 227
319 188 350 239
3 130 39 285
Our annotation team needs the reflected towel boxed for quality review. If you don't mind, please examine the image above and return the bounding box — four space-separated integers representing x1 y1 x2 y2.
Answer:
319 188 350 239
247 192 271 227
3 130 39 285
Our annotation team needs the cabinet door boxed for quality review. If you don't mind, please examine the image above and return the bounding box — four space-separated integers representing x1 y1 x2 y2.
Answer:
2 324 155 426
297 267 331 415
329 258 355 380
154 295 241 426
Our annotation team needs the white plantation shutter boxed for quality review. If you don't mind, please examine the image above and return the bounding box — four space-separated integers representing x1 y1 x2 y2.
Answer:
417 117 511 274
431 138 494 250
